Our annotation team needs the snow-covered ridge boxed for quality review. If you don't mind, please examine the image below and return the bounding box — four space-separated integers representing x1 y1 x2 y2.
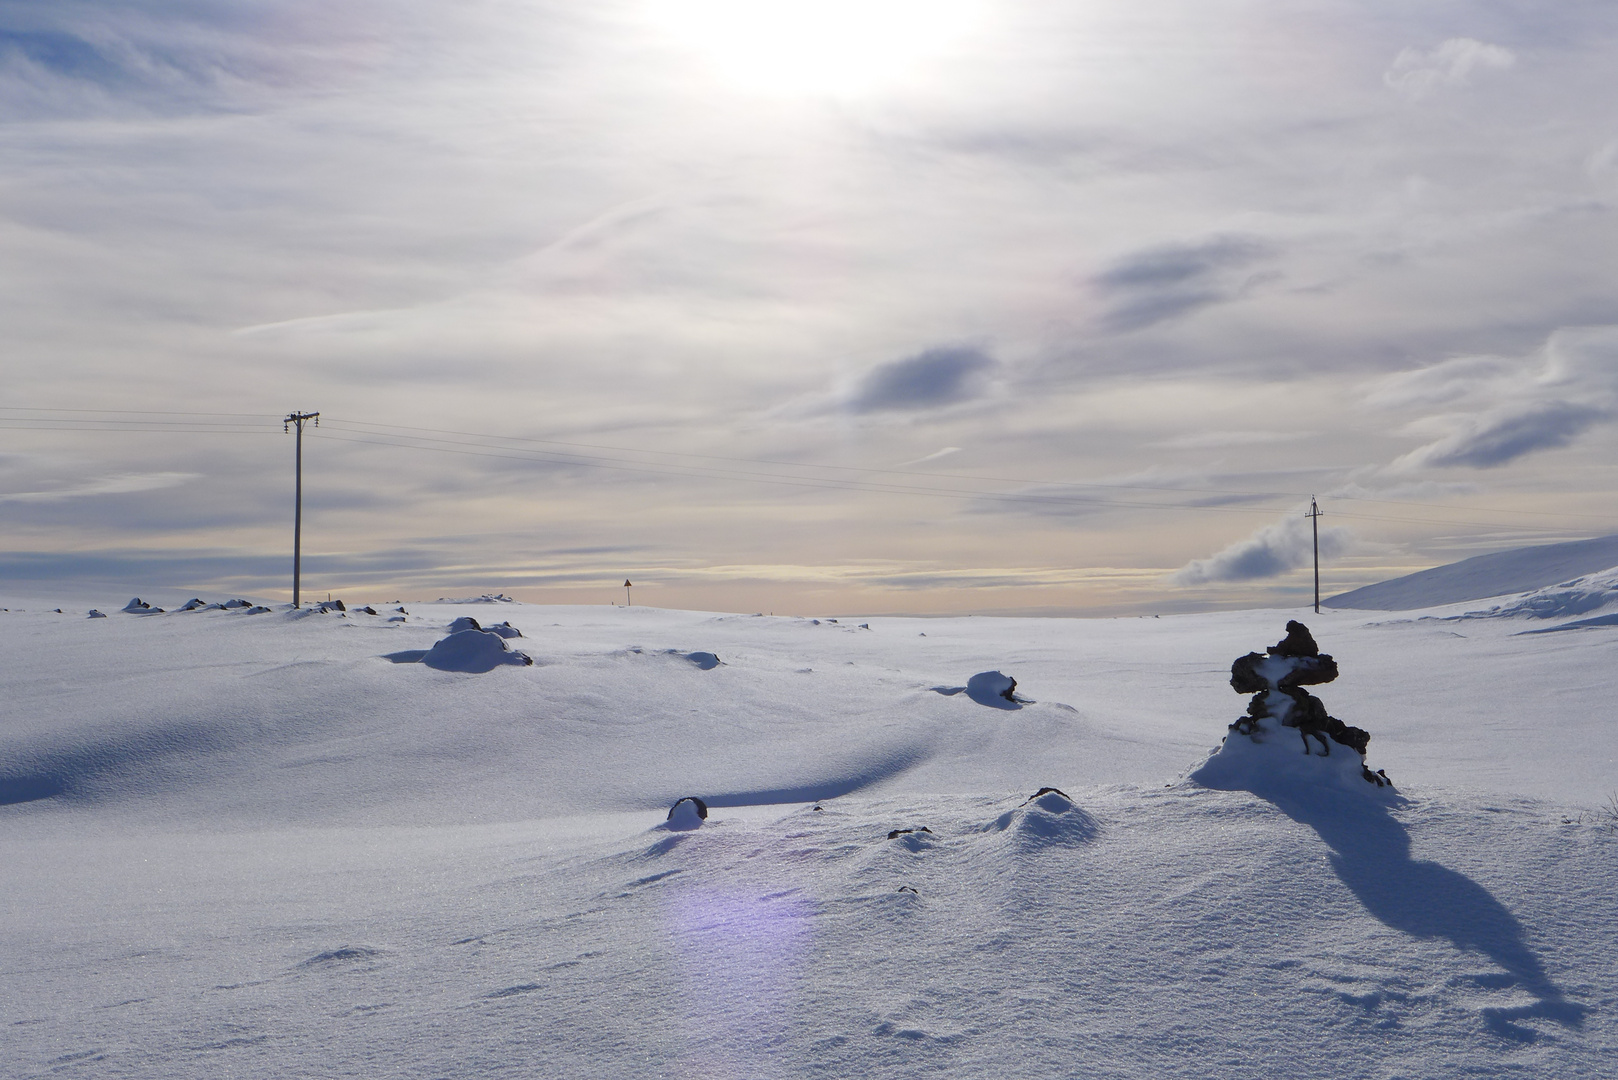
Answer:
1326 533 1618 610
1452 565 1618 621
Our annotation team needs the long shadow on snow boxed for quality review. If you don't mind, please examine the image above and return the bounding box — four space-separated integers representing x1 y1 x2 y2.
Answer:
0 720 235 807
1246 779 1585 1040
692 745 930 809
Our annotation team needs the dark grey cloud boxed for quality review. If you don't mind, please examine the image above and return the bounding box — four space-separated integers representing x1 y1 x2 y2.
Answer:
847 346 996 414
1400 400 1609 470
1093 236 1272 333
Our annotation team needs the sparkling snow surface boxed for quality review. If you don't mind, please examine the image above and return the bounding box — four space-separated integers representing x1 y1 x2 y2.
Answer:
3 598 1617 1078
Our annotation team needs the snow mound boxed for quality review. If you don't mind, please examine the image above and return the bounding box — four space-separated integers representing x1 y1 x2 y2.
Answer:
966 670 1024 708
1326 533 1618 610
931 670 1026 708
1190 725 1398 800
120 598 163 614
448 616 523 638
663 796 708 831
86 610 105 618
1519 611 1618 635
984 787 1100 849
622 647 722 668
419 629 534 672
1450 566 1618 620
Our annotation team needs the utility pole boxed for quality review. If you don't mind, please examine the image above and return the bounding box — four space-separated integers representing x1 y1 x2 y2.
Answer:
284 411 319 607
1307 495 1323 615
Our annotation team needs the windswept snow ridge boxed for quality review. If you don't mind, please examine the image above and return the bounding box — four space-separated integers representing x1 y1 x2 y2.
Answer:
1452 567 1618 621
1327 534 1618 610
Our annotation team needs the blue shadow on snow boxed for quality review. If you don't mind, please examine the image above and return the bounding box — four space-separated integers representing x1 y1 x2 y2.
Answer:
1243 778 1586 1041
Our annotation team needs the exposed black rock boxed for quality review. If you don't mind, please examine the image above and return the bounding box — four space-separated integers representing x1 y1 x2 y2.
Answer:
887 827 933 839
667 796 708 821
1271 619 1319 657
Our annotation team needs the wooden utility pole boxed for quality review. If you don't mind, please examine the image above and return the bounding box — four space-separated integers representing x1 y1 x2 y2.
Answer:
285 411 319 607
1307 496 1323 614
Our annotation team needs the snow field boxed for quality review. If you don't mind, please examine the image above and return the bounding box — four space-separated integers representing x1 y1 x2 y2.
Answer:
2 596 1617 1077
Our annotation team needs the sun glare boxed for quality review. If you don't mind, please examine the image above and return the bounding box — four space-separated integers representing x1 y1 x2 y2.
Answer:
646 0 979 97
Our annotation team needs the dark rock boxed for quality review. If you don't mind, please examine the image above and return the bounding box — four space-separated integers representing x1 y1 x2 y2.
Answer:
1270 620 1319 657
667 796 708 821
1230 652 1268 693
887 827 933 840
1280 654 1339 688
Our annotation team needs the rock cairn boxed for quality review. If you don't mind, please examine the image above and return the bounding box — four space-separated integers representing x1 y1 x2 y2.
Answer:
1229 620 1390 787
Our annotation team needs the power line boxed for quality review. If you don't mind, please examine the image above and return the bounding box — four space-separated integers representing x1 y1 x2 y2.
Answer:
317 416 1617 525
304 429 1598 533
0 407 274 418
2 407 1610 534
304 429 1303 516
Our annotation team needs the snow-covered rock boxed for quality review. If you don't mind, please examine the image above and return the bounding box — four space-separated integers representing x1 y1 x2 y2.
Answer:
965 669 1021 707
420 628 533 672
664 796 708 830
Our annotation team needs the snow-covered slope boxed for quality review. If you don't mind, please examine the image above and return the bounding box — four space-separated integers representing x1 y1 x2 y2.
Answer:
1325 534 1618 610
2 599 1615 1077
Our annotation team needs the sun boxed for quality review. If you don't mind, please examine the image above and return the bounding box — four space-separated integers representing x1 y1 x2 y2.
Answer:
645 0 980 98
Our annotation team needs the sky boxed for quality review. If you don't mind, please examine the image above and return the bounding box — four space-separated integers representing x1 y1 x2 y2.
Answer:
3 0 1618 615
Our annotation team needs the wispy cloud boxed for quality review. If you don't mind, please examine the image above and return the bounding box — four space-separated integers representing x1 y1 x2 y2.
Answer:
895 446 961 468
1385 38 1515 101
1375 326 1618 473
0 472 197 504
1092 236 1273 333
1394 400 1609 470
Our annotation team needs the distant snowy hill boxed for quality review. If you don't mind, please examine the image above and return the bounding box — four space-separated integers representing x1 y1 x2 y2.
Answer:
1325 533 1618 610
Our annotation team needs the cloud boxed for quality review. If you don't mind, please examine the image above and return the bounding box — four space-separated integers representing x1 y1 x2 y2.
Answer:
1393 400 1609 470
0 472 197 504
1093 236 1272 333
1374 326 1618 472
1363 355 1517 410
1154 431 1303 451
1325 479 1483 501
894 446 961 467
846 346 996 413
1385 38 1515 101
1171 511 1351 585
